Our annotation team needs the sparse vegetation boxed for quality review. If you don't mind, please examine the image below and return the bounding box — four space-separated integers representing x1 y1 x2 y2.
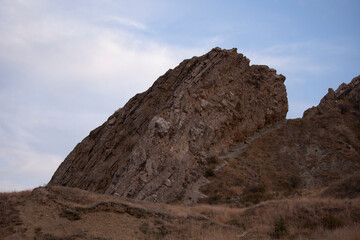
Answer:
242 184 268 204
60 207 81 221
204 168 215 177
321 174 360 199
139 222 149 234
1 186 360 239
321 213 343 230
0 190 31 237
269 216 287 239
351 210 360 222
289 175 301 189
207 156 219 165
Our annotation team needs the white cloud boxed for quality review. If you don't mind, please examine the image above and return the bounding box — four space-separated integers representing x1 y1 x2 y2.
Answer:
0 0 205 191
105 16 147 30
0 145 63 191
0 5 200 94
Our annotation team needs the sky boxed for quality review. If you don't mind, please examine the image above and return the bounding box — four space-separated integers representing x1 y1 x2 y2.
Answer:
0 0 359 191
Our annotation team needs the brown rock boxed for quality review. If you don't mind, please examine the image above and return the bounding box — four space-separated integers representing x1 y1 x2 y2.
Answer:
49 47 288 203
202 75 360 203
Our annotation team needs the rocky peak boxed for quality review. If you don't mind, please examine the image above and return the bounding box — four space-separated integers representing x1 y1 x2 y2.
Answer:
304 75 360 118
49 48 288 204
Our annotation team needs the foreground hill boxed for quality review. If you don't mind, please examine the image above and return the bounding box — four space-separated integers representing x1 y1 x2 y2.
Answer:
1 185 359 239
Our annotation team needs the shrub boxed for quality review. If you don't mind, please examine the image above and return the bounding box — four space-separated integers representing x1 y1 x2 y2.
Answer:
226 218 243 228
242 184 267 204
321 213 342 230
205 195 222 204
290 175 301 189
351 210 360 222
270 216 288 239
207 156 218 164
204 168 215 177
139 223 149 234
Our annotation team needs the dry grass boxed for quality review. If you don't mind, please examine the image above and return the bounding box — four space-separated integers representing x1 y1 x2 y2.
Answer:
321 173 360 199
317 224 360 240
0 190 31 237
186 197 360 239
2 186 360 239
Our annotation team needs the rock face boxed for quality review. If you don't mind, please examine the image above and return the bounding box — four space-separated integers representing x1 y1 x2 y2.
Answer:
49 47 288 203
202 76 360 203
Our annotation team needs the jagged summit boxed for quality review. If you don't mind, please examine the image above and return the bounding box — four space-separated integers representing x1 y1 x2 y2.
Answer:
49 48 288 203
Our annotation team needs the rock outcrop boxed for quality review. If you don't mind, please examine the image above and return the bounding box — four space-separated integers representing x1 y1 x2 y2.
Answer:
202 76 360 203
49 47 288 203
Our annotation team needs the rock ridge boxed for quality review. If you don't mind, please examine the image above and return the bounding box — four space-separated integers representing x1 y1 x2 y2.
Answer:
201 75 360 203
49 47 288 203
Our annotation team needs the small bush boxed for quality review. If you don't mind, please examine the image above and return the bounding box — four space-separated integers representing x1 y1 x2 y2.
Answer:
242 184 267 204
351 210 360 222
60 208 81 221
204 195 222 204
139 223 149 234
290 175 301 189
270 217 288 239
42 234 63 240
321 213 342 230
204 168 215 177
226 218 243 228
207 156 218 164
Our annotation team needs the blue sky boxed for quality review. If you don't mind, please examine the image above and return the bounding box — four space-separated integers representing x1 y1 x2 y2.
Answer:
0 0 359 191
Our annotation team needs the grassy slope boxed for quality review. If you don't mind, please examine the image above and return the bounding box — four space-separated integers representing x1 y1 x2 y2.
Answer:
1 185 359 240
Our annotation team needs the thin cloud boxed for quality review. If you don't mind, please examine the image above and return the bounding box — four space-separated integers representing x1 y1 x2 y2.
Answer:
106 16 147 30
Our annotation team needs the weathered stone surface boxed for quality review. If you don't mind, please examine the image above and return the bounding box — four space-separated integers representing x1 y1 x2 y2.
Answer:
49 47 288 203
202 76 360 202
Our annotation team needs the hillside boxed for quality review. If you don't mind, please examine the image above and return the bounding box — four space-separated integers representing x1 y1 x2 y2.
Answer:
202 76 360 204
1 48 359 239
1 185 360 239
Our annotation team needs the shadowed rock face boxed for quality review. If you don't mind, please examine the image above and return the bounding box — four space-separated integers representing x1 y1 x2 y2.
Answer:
49 47 288 203
201 76 360 202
